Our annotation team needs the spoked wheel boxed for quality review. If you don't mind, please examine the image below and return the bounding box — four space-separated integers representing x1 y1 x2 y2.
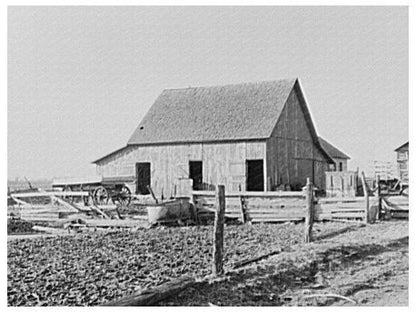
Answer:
117 185 131 207
93 186 109 205
62 186 74 203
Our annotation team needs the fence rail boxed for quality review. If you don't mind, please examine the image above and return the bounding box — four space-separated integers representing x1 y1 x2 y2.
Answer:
192 190 379 223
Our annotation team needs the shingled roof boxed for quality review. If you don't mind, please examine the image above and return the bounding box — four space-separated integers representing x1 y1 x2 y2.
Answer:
318 137 350 160
127 79 297 145
94 79 335 164
394 141 408 152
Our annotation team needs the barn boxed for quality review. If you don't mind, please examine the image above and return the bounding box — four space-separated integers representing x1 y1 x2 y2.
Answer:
93 78 336 198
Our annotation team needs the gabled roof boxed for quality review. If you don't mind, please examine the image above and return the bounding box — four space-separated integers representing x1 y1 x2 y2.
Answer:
93 79 335 164
127 79 297 145
318 137 350 160
394 141 409 152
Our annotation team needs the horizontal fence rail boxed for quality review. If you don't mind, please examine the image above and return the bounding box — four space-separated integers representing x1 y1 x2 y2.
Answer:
192 191 379 223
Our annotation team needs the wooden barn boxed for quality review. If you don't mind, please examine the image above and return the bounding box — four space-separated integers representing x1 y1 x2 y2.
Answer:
93 79 337 198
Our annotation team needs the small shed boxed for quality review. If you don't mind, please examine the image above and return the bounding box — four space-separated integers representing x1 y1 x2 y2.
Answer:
319 137 350 172
395 142 409 186
93 79 336 198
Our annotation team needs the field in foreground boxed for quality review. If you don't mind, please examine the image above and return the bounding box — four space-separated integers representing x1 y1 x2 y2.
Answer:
159 220 409 306
7 220 408 306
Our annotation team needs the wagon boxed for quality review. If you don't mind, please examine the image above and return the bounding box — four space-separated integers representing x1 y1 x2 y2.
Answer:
52 175 135 206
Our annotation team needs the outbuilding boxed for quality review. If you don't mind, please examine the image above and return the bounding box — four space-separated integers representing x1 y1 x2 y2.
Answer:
395 142 409 186
93 79 336 198
319 137 350 172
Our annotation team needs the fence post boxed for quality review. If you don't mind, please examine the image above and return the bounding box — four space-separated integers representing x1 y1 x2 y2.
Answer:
304 178 314 243
360 172 369 223
376 175 381 220
239 195 247 224
212 185 225 276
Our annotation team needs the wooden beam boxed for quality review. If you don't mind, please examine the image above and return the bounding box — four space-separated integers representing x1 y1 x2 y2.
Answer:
192 190 304 198
239 195 247 223
360 172 369 224
101 276 196 306
147 185 159 204
304 177 314 243
90 204 110 219
11 191 89 198
212 185 225 276
376 175 381 220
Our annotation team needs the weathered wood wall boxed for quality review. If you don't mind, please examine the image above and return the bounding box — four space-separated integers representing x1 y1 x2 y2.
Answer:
96 141 266 198
332 158 348 172
325 171 358 197
266 88 330 191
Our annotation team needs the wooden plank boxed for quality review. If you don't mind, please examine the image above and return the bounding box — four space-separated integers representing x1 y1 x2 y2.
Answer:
246 197 305 207
11 191 89 198
51 196 84 212
331 212 365 219
318 197 365 204
192 190 304 198
330 208 365 213
251 217 303 223
21 217 60 221
86 219 148 227
246 207 305 214
18 208 65 214
249 213 305 219
9 197 31 206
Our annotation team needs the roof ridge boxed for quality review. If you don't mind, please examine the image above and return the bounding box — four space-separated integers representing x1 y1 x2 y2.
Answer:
162 78 298 92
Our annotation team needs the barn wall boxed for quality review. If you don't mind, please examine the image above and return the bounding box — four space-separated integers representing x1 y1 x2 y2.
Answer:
96 141 266 198
266 88 330 190
332 158 348 172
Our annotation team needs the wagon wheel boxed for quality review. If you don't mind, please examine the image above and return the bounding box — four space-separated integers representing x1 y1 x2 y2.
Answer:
93 186 109 205
62 186 74 203
117 185 131 207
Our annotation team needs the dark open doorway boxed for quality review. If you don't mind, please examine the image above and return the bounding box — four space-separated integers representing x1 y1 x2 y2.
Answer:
189 161 203 190
246 159 264 191
136 162 151 194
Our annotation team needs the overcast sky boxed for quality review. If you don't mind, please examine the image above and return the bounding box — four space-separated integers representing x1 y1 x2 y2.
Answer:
8 6 408 180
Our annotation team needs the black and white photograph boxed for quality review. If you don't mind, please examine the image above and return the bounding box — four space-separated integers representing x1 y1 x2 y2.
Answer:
6 3 411 307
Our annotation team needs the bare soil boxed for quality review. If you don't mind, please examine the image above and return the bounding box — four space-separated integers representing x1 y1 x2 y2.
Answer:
7 220 408 306
159 220 408 306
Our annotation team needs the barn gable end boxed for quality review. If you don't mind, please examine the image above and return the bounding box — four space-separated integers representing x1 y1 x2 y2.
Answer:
266 81 332 190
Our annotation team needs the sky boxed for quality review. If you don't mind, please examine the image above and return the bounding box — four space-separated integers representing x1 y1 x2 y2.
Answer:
7 6 408 180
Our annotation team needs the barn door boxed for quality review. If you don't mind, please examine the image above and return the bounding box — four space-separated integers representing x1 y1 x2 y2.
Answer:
246 160 264 191
189 161 203 190
136 162 151 195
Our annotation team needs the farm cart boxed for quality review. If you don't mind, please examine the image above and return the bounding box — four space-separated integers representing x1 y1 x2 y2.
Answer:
52 176 135 206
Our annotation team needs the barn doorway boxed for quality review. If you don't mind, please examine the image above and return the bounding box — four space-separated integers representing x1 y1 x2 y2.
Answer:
136 162 151 194
246 160 264 191
189 161 203 190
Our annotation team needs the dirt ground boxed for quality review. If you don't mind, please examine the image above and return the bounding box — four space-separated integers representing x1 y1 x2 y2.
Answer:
7 220 408 306
159 220 408 306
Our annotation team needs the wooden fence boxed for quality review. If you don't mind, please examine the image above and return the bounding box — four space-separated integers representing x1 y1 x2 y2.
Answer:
192 190 379 223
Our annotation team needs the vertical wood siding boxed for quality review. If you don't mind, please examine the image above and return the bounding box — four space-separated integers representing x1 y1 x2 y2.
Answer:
96 141 266 198
266 88 330 190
